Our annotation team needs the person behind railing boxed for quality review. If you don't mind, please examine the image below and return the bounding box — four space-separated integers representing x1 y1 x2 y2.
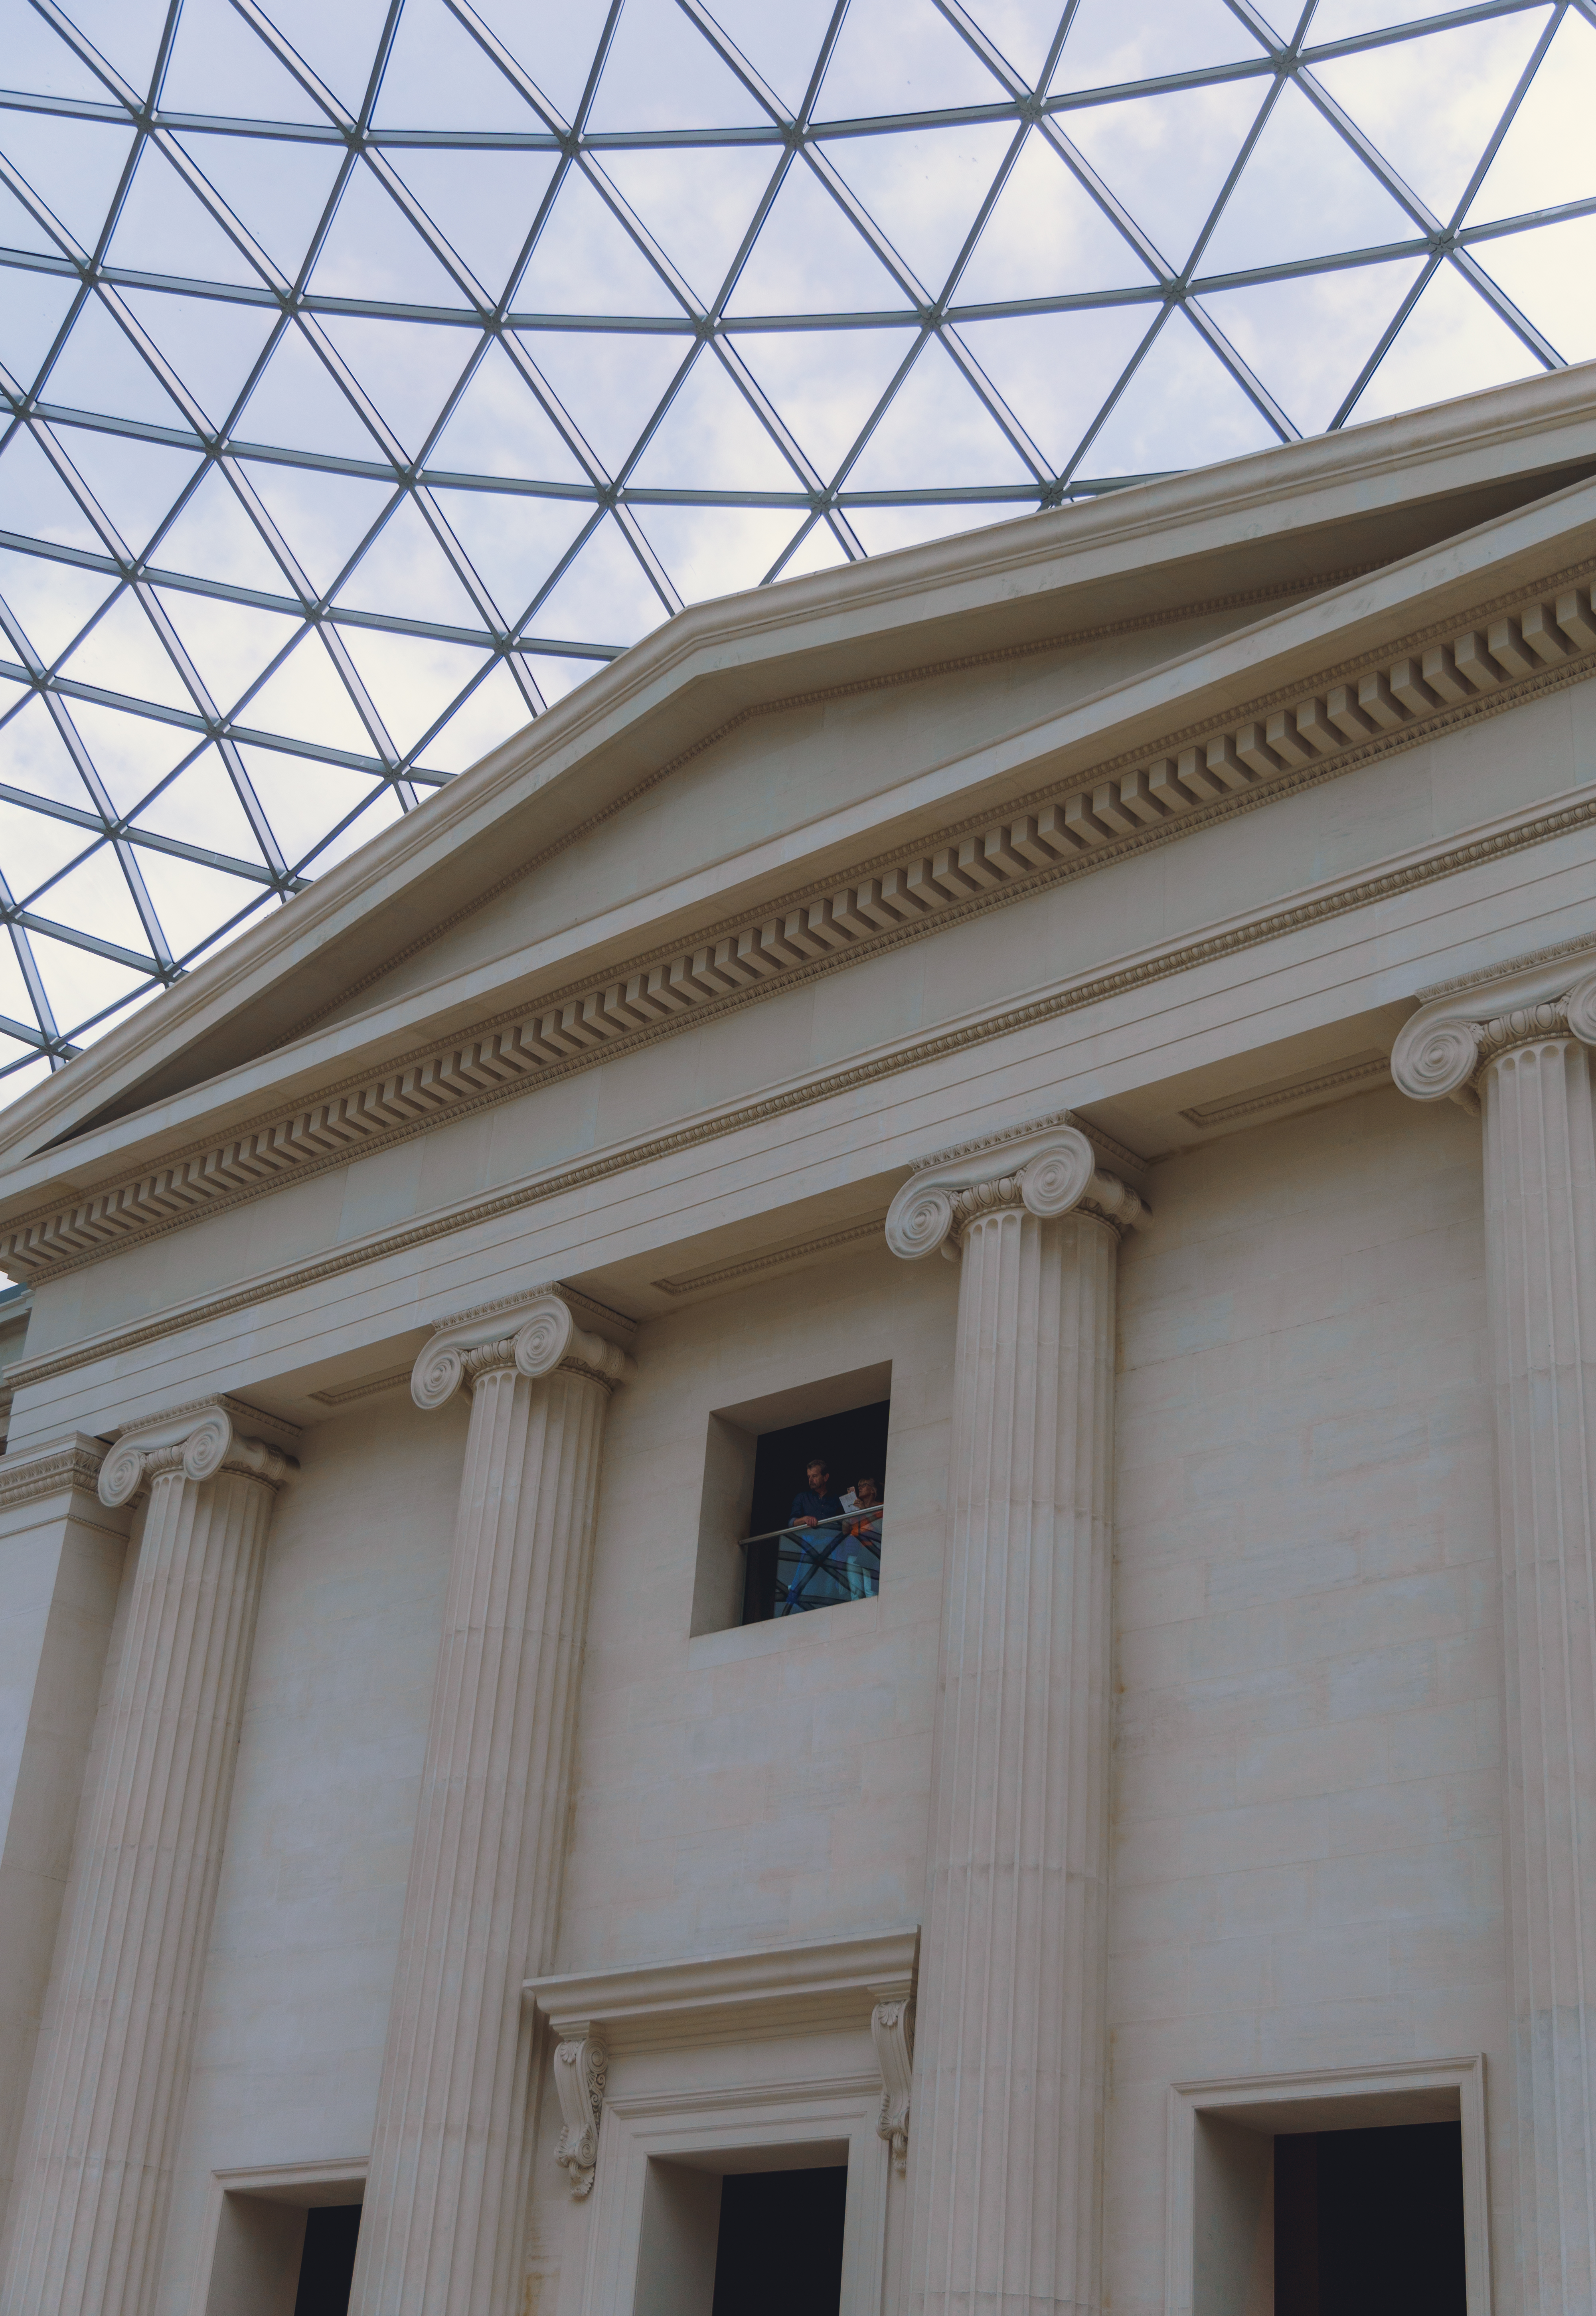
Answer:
780 1455 849 1612
837 1472 882 1598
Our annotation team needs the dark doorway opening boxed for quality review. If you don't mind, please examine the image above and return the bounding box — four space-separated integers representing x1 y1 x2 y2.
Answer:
1275 2121 1466 2316
710 2165 847 2316
741 1399 891 1624
292 2203 361 2316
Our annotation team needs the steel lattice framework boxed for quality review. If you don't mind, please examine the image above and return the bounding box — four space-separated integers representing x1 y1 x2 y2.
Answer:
1 0 1594 1095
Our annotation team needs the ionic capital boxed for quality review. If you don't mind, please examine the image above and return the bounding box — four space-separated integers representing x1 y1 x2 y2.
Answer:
1391 947 1596 1112
885 1120 1148 1263
98 1394 301 1509
411 1287 636 1411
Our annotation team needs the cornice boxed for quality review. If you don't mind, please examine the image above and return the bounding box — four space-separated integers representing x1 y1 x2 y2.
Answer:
12 770 1596 1398
6 568 1592 1292
0 1437 110 1515
527 1927 920 2049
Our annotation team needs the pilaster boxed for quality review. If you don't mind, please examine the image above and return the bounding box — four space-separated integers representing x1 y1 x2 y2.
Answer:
349 1288 633 2316
0 1397 297 2316
1394 950 1596 2314
886 1121 1146 2316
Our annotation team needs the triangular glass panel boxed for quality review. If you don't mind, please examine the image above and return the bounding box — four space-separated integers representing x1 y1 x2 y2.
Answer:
1062 79 1270 273
0 176 64 258
515 165 683 318
234 744 387 870
134 745 269 864
956 306 1158 472
516 330 689 474
1347 259 1542 427
59 590 198 713
777 518 853 582
1195 259 1426 437
462 0 614 121
43 431 201 561
843 337 1036 491
0 694 104 812
334 628 491 757
1077 308 1279 479
332 494 486 628
845 501 1018 555
0 802 96 901
1310 0 1495 40
174 131 346 284
825 122 1022 301
1 272 81 397
1466 11 1596 227
1473 216 1596 367
117 290 278 435
426 340 589 483
0 1053 53 1098
429 488 593 625
40 843 158 957
156 0 326 121
0 431 104 556
285 777 402 876
129 848 259 960
103 141 263 289
385 148 561 304
38 295 192 432
725 157 913 317
526 654 603 711
526 515 668 648
231 0 393 113
373 0 549 130
632 504 806 600
317 315 477 461
50 698 191 816
0 547 119 668
54 0 171 95
5 7 117 103
414 658 534 775
235 462 394 597
955 0 1066 89
680 0 836 114
1051 0 1263 91
627 348 798 490
600 147 779 307
0 112 135 249
29 933 151 1035
733 328 917 484
587 0 770 130
1198 79 1419 278
152 588 302 716
1311 12 1550 228
234 323 389 462
239 630 380 756
957 131 1156 305
149 466 294 597
308 164 475 310
816 0 1010 118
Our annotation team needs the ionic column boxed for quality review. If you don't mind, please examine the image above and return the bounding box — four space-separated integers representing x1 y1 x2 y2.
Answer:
1394 956 1596 2315
886 1122 1147 2316
350 1290 632 2316
0 1398 298 2316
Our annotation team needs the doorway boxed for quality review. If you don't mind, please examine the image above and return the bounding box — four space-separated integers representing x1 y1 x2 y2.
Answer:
1276 2122 1465 2316
710 2165 847 2316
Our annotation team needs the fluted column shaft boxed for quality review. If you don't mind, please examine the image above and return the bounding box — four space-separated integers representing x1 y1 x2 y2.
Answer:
1483 1031 1596 2312
351 1296 628 2316
0 1447 286 2316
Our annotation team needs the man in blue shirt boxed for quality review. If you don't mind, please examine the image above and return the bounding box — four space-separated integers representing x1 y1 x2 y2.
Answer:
779 1456 847 1613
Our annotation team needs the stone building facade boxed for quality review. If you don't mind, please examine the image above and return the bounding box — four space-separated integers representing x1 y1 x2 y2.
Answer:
0 368 1593 2314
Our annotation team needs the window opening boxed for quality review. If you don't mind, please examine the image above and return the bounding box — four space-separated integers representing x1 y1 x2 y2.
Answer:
292 2204 362 2316
1275 2122 1465 2316
710 2166 847 2316
740 1399 891 1625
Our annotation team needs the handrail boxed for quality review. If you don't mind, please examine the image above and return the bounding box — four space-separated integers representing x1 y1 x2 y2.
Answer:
737 1502 888 1550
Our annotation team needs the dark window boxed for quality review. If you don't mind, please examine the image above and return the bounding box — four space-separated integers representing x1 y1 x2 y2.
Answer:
1276 2121 1465 2316
292 2204 362 2316
710 2166 847 2316
741 1400 891 1625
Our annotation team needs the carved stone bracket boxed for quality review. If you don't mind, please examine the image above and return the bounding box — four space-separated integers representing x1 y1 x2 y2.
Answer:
98 1394 300 1508
411 1286 636 1411
552 2031 608 2199
871 1995 915 2176
885 1120 1149 1263
1391 950 1596 1113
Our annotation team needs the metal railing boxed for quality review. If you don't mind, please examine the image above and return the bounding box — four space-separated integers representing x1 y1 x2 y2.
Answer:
738 1504 886 1624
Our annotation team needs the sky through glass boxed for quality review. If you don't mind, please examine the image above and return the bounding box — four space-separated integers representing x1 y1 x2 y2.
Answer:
1 0 1594 1104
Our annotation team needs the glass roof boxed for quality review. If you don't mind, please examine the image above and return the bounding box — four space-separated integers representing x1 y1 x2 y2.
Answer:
2 0 1593 1102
